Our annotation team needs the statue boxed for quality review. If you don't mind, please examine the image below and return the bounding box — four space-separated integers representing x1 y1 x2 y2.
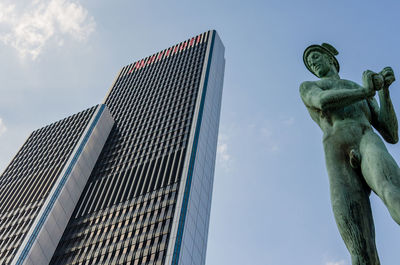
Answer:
300 43 400 265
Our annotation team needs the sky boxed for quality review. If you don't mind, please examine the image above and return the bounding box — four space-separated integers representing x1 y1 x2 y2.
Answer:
0 0 400 264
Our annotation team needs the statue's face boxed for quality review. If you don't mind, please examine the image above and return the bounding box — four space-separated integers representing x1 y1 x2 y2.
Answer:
307 51 333 78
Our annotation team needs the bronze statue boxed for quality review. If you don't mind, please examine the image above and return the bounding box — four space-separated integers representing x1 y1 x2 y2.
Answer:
300 43 400 265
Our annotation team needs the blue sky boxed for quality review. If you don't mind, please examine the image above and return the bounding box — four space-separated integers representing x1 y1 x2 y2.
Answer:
1 0 400 264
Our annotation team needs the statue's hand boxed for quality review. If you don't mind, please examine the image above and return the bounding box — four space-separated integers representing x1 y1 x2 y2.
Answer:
362 70 378 97
380 66 395 88
372 73 384 91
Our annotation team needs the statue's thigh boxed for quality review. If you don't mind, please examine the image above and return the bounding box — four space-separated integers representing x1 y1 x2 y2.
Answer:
326 163 378 259
330 167 378 258
360 132 400 195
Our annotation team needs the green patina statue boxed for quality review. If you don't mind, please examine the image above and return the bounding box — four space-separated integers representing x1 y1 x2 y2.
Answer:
300 43 400 265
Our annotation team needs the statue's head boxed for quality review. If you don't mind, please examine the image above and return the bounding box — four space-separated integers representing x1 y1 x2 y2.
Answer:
303 43 339 78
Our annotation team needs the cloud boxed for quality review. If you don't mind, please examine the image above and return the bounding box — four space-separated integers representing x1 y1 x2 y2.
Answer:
217 133 232 170
0 118 6 136
260 126 279 152
217 143 230 162
0 0 95 59
326 261 346 265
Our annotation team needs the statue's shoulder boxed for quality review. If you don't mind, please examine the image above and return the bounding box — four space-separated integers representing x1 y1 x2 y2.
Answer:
299 80 320 95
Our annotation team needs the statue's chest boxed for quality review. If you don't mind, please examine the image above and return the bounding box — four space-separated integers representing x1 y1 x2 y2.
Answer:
331 100 370 120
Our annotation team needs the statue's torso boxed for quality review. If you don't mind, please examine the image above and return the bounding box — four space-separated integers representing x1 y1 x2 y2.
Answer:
306 78 373 144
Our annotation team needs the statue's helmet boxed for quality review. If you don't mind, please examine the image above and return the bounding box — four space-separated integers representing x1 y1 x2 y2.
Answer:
303 43 340 76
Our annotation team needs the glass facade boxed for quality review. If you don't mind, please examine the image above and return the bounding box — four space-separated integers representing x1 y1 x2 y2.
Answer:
0 105 113 265
1 30 224 265
168 32 225 265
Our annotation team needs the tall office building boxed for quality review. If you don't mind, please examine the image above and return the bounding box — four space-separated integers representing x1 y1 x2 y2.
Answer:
0 105 114 265
1 30 225 265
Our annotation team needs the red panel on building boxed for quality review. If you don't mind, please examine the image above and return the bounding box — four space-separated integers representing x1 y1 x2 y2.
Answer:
189 38 195 47
180 41 187 51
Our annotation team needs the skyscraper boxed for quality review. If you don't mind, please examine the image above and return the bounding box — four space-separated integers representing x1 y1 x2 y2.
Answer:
0 105 114 265
1 30 225 265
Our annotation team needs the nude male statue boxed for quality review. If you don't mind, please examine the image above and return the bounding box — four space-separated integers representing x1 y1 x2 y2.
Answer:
300 43 400 265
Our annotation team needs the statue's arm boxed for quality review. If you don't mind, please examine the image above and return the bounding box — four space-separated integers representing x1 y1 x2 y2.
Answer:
368 68 398 144
299 81 374 111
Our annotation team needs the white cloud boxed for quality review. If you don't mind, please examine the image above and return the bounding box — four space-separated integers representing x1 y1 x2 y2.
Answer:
0 0 95 59
217 143 230 162
326 261 346 265
260 126 280 152
217 133 232 170
0 118 6 136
